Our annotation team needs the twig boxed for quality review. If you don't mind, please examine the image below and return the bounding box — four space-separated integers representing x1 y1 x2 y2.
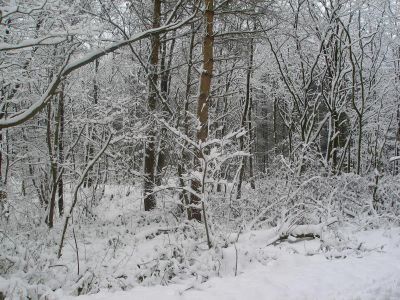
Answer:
73 227 80 275
234 243 238 276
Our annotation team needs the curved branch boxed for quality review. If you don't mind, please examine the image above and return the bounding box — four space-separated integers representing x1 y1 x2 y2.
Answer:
0 14 196 129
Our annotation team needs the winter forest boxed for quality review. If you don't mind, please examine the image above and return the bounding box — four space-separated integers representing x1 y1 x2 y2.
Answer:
1 0 400 299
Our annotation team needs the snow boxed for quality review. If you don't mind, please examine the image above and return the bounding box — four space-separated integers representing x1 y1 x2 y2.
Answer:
0 14 195 129
2 182 400 300
0 36 66 51
58 227 400 300
389 156 400 162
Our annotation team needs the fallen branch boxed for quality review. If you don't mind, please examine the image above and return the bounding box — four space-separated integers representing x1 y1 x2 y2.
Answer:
266 217 338 246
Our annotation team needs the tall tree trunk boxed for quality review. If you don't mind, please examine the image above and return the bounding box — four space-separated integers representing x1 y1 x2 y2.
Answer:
58 84 65 216
84 59 99 188
47 91 64 228
190 0 214 222
46 102 56 228
394 46 400 174
144 0 161 211
273 99 278 155
0 104 6 203
178 23 196 215
248 93 256 189
237 32 255 199
155 35 175 187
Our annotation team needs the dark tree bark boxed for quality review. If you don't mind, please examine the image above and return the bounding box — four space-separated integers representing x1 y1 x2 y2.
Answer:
84 59 99 188
177 23 197 216
46 102 57 228
237 30 255 199
57 85 65 216
144 0 161 211
155 34 175 187
190 0 214 222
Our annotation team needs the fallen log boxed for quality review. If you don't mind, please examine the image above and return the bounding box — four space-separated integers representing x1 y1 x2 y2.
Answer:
266 217 338 246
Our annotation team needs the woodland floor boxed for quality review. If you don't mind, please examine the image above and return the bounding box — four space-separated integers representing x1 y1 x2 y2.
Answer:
1 185 400 300
59 227 400 300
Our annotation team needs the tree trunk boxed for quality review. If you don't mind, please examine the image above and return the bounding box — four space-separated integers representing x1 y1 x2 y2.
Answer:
0 107 6 203
190 0 214 221
46 102 56 228
237 31 255 199
144 0 161 211
58 85 65 216
155 36 175 187
177 23 196 216
84 59 99 188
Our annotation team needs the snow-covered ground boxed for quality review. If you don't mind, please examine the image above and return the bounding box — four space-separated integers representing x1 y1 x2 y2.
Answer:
2 184 400 300
60 228 400 300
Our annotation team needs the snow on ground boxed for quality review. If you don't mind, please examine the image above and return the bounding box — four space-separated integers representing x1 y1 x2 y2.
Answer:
2 184 400 299
60 227 400 300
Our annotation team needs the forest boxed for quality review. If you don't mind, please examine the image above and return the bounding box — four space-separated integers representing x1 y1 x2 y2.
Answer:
1 0 400 299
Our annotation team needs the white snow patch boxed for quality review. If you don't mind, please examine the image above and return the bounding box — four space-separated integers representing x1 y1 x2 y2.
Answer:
60 228 400 300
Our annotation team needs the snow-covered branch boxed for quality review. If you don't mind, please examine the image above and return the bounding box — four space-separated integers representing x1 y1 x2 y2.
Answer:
0 14 195 129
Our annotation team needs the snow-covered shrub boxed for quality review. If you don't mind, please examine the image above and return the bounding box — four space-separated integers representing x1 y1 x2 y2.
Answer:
229 152 400 231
